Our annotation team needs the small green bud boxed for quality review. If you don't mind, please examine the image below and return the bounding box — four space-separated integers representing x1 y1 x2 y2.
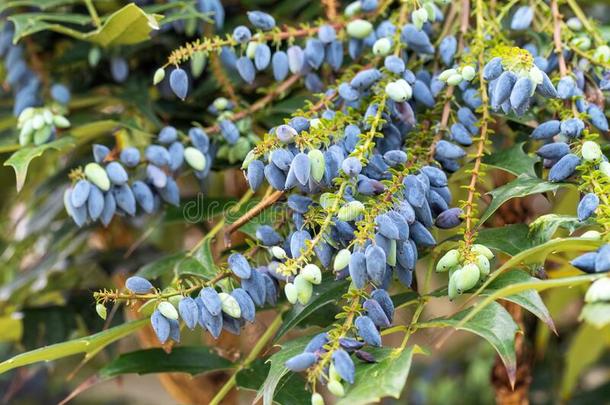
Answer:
412 8 429 30
423 2 436 21
19 120 33 146
213 97 229 111
294 275 313 305
85 162 111 191
219 292 242 318
18 107 35 123
246 41 259 59
32 114 44 130
582 140 602 161
436 249 460 272
88 47 101 67
472 244 494 260
448 269 460 300
96 303 107 320
158 301 179 320
327 379 345 397
347 19 373 39
42 109 53 124
301 264 322 284
372 37 392 55
334 249 351 271
33 126 52 145
285 283 298 304
184 146 207 171
153 68 165 85
337 200 365 221
455 263 480 293
241 150 257 169
329 363 341 381
308 149 326 182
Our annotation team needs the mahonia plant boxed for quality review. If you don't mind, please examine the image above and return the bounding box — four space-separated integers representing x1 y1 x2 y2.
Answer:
1 0 610 403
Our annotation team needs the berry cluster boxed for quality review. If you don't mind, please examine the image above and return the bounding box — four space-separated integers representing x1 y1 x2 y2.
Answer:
64 126 212 227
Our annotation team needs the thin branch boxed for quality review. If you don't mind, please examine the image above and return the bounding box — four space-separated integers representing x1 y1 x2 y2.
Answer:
321 0 338 21
551 0 567 76
224 189 285 240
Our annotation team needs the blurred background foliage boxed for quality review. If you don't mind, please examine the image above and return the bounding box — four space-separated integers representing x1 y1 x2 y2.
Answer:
0 0 609 404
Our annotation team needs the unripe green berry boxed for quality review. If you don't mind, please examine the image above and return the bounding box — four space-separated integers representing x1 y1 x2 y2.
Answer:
153 68 165 85
285 283 298 304
184 146 207 171
270 246 287 259
96 303 107 320
475 254 490 278
581 230 601 239
301 264 322 284
337 200 365 221
446 73 463 86
347 19 373 39
334 249 351 271
585 278 610 303
439 68 457 82
308 149 326 182
461 66 476 81
327 380 345 397
472 244 494 260
246 41 259 59
294 275 313 305
85 162 111 191
344 1 362 17
158 301 179 320
455 263 480 293
436 249 460 272
582 140 602 161
372 37 392 55
219 292 242 318
600 161 610 178
567 17 583 31
311 392 325 405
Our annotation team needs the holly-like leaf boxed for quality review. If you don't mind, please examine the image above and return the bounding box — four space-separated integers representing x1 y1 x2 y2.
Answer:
185 239 220 279
274 280 349 341
475 223 533 256
0 319 147 375
479 175 570 226
236 360 309 405
425 302 519 387
100 346 233 377
257 334 312 405
9 4 162 46
528 214 582 245
4 136 75 192
337 346 426 405
484 270 556 333
0 0 79 13
483 142 539 178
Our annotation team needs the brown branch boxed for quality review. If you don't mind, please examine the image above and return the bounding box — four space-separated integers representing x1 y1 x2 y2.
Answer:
224 190 285 239
321 0 338 21
551 0 567 76
204 74 301 134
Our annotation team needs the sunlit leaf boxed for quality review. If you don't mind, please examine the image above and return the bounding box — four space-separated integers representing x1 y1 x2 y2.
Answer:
483 142 538 178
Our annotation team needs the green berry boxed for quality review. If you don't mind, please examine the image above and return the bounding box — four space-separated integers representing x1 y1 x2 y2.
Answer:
436 249 460 272
285 283 298 304
294 275 313 305
347 19 373 39
153 68 165 85
455 263 480 293
184 146 207 171
334 249 351 271
158 301 179 320
337 200 365 221
219 292 242 318
308 149 326 182
301 264 322 284
85 162 111 191
472 244 494 260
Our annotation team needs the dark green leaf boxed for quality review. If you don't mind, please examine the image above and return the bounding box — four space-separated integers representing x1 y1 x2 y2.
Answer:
4 136 75 192
479 175 569 225
484 270 555 333
483 142 538 178
475 223 534 256
274 280 349 341
424 302 519 386
236 360 309 405
337 346 426 405
100 346 233 377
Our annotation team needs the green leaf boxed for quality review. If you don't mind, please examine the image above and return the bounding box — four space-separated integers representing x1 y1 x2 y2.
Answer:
100 346 233 378
561 323 610 398
0 0 79 13
274 280 349 341
137 252 185 279
0 319 147 375
528 214 582 245
182 239 219 279
479 174 569 225
4 136 75 192
484 270 555 333
424 302 519 386
475 223 533 256
9 4 162 47
482 142 539 178
257 334 312 405
236 360 309 405
337 346 426 405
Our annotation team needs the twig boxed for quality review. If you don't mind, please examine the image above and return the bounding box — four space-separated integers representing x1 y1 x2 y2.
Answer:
224 189 285 239
551 0 567 76
321 0 338 21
